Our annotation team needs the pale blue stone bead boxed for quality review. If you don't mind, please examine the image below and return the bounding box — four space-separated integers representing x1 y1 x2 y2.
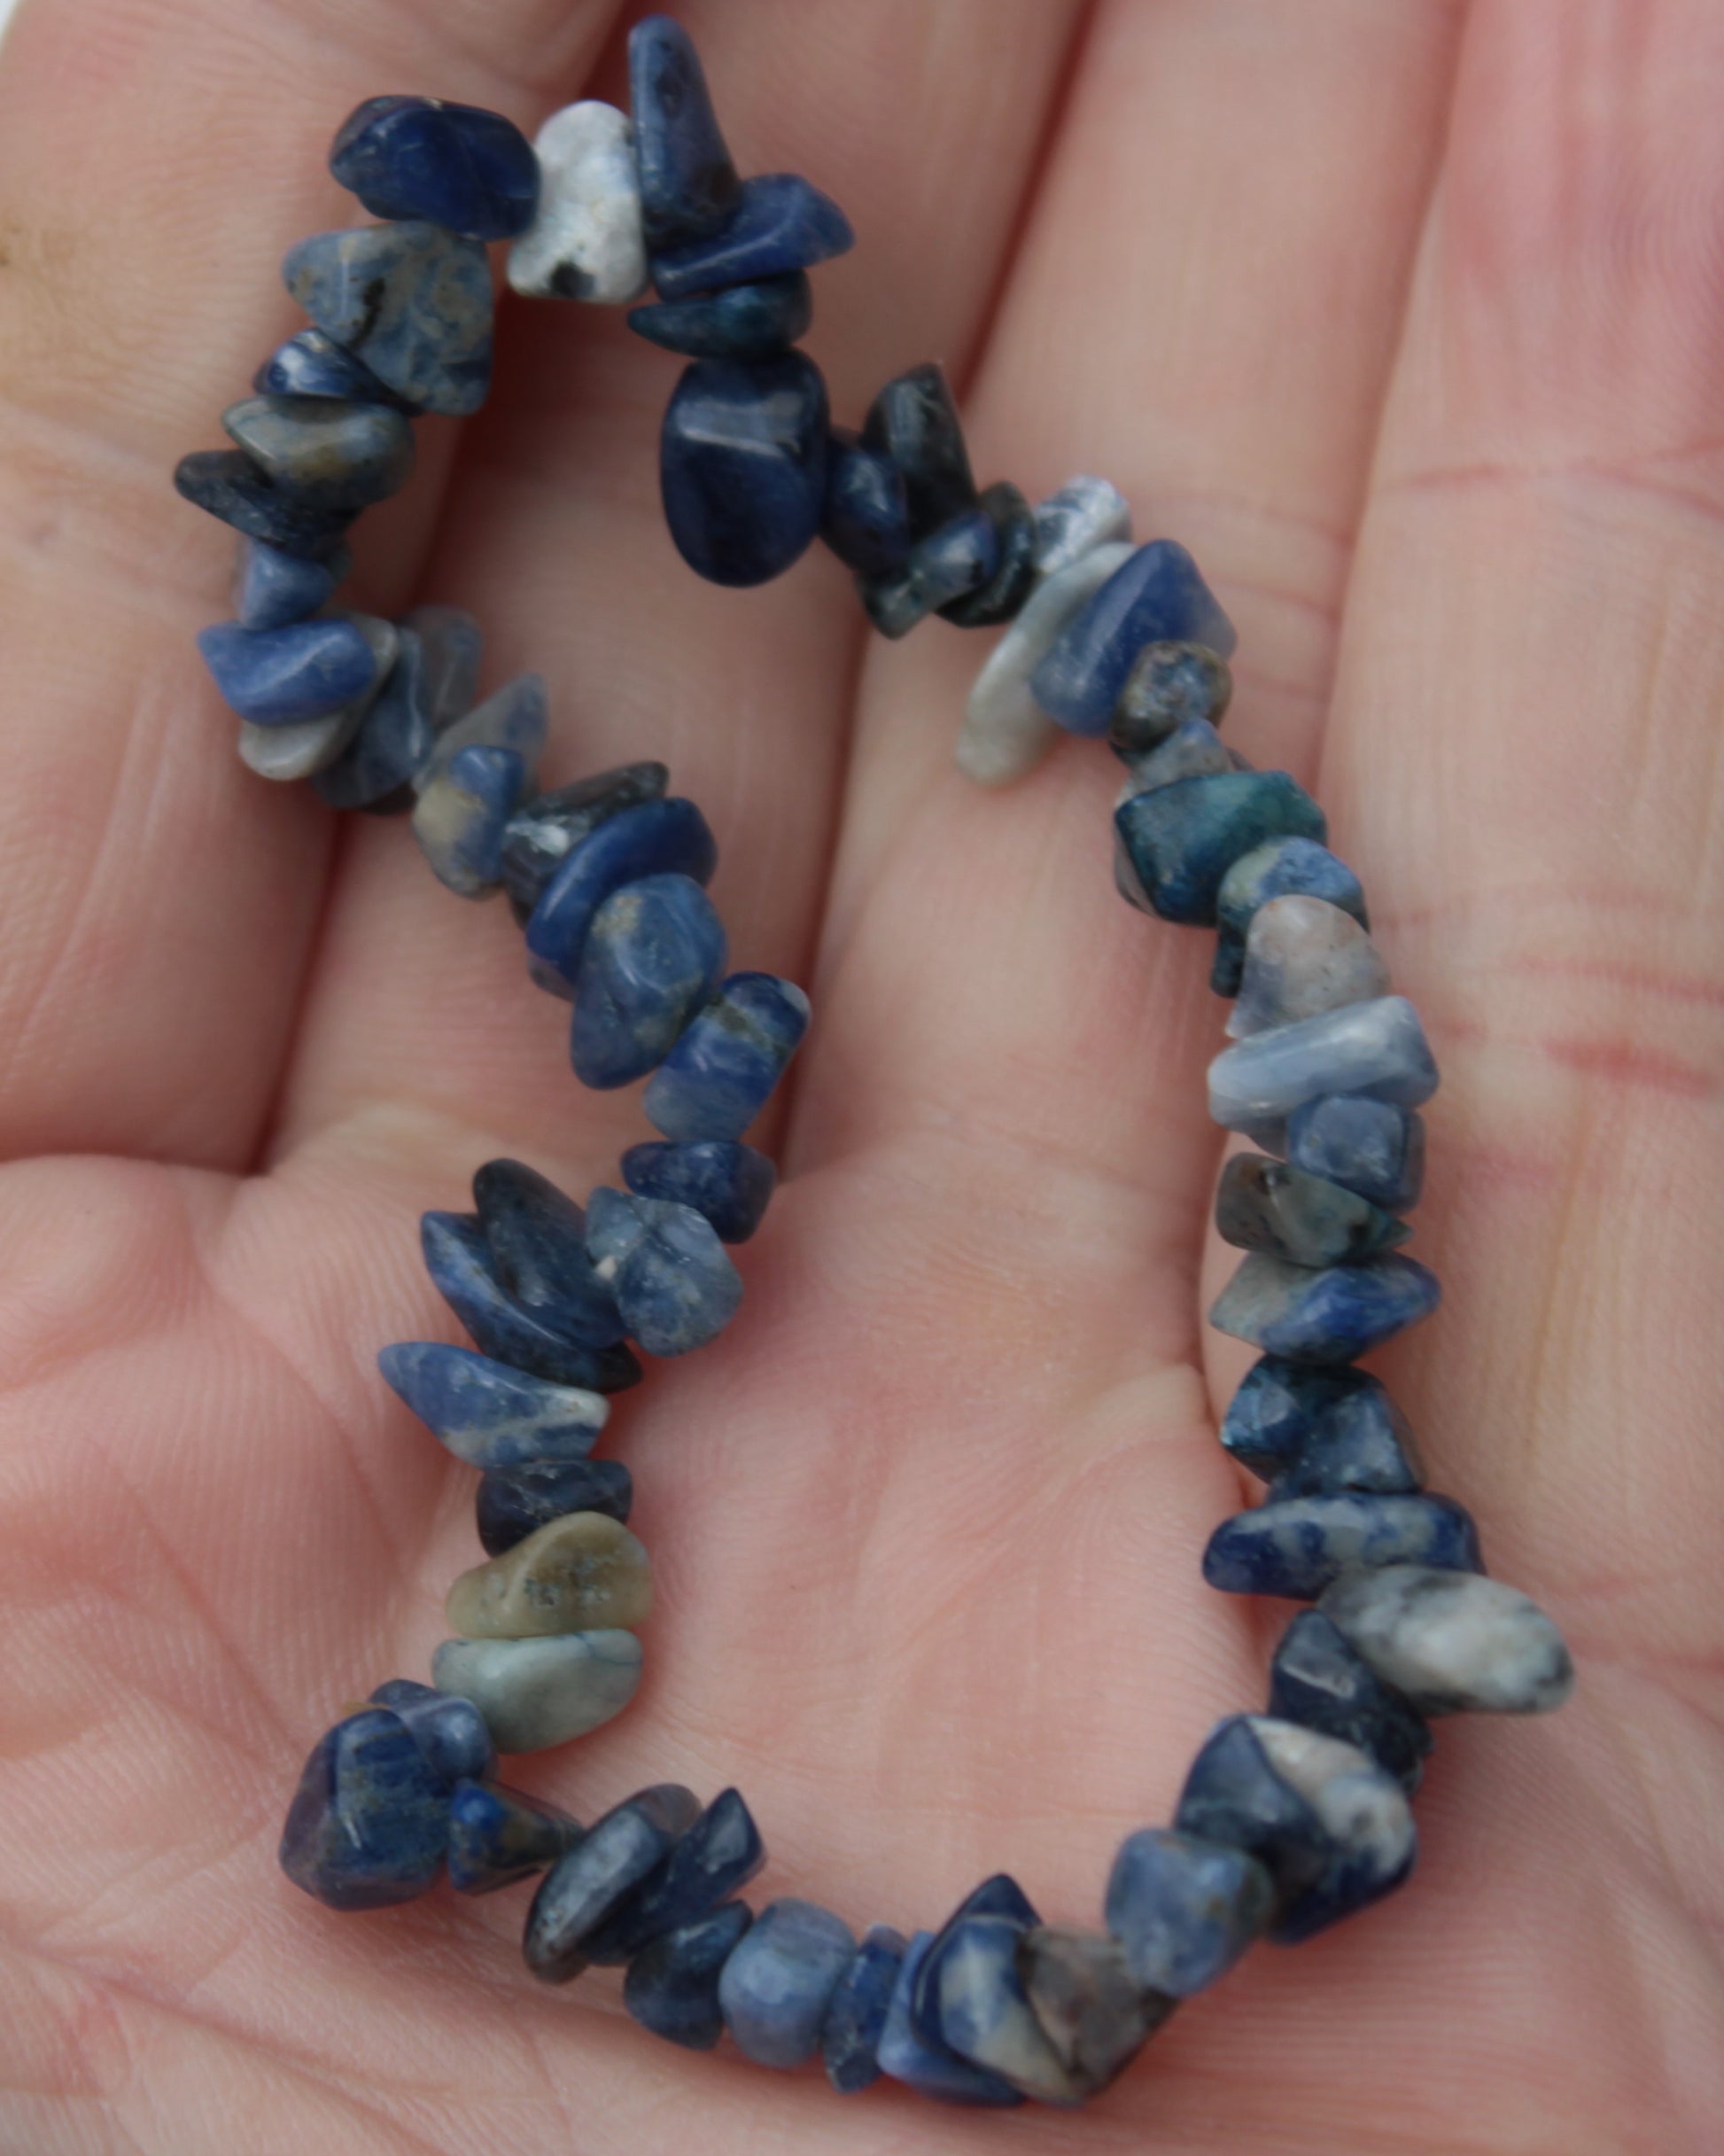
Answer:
1288 1094 1426 1211
718 1896 856 2068
928 1915 1080 2105
1209 1250 1441 1364
1029 540 1237 736
823 1925 907 2094
1201 1491 1482 1599
413 743 530 897
472 1158 625 1346
221 393 415 510
877 1932 1025 2106
233 538 349 630
377 1340 610 1467
368 1677 496 1786
282 221 493 416
524 1786 701 1981
571 875 728 1089
1213 837 1368 998
1104 1828 1273 1997
641 971 810 1141
584 1187 742 1356
909 1874 1037 2055
447 1778 581 1894
197 617 382 725
431 1631 644 1752
419 673 547 790
1208 996 1439 1132
525 797 718 992
1228 896 1392 1039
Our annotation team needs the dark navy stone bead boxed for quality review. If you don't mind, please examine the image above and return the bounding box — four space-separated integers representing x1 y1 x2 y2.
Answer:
877 1930 1025 2107
477 1457 633 1557
1115 771 1327 927
473 1158 625 1348
501 762 670 923
910 1874 1040 2054
221 395 415 511
1269 1379 1424 1500
368 1677 496 1786
860 503 998 637
421 1210 643 1389
197 617 383 725
175 448 354 559
661 352 829 587
1209 1249 1441 1364
718 1896 856 2068
583 1187 743 1357
524 1784 702 1982
629 270 812 359
649 172 854 300
823 1924 907 2094
625 1902 754 2051
819 427 911 574
1288 1094 1426 1212
1031 541 1237 736
570 874 728 1089
628 14 742 248
525 796 717 990
1215 1153 1408 1267
642 971 810 1142
1104 1828 1272 1998
253 325 418 411
447 1777 582 1893
378 1339 616 1468
282 222 493 416
1201 1491 1483 1600
938 481 1038 628
1212 837 1369 996
233 538 348 631
860 363 977 540
1267 1610 1433 1793
330 95 540 239
579 1786 765 1964
621 1139 776 1243
415 743 530 897
1108 640 1233 759
279 1708 449 1911
1220 1357 1375 1483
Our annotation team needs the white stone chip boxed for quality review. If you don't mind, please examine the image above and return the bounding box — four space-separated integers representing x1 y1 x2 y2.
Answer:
1320 1565 1576 1716
509 102 648 306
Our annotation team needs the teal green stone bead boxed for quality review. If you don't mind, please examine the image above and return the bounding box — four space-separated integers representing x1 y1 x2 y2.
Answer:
1115 771 1327 927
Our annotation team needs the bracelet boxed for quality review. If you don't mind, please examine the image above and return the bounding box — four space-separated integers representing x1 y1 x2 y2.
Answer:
174 14 1575 2111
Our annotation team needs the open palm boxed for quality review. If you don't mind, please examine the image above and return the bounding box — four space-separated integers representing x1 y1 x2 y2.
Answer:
2 0 1721 2147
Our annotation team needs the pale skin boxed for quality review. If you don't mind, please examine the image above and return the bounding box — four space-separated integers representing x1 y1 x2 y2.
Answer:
1 0 1721 2147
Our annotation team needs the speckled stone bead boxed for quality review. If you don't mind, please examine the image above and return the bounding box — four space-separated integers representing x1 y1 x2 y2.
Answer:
1319 1565 1575 1716
1213 840 1369 999
1237 1366 1425 1503
501 762 670 922
1117 771 1326 927
253 325 415 409
924 1912 1079 2105
474 1158 626 1346
234 613 398 781
510 101 648 304
1031 541 1237 736
650 172 854 300
628 15 742 248
414 742 532 897
432 1631 645 1753
525 1785 702 1981
175 448 357 558
1202 1491 1482 1600
630 270 812 359
1031 476 1132 580
1287 1094 1426 1212
221 394 415 510
420 1210 644 1389
1219 1357 1377 1483
526 797 718 992
718 1897 857 2069
877 1931 1024 2107
860 363 976 540
330 96 539 238
279 1708 450 1910
477 1457 633 1557
584 1187 743 1356
819 428 912 575
1215 1154 1408 1267
642 971 810 1141
571 875 727 1088
378 1340 612 1467
581 1786 765 1964
823 1925 907 2094
368 1677 497 1786
1209 1249 1441 1364
1117 716 1235 792
939 481 1039 628
1107 640 1233 759
233 537 349 631
315 616 453 813
447 1779 582 1894
1017 1928 1175 2100
283 222 493 416
1267 1610 1433 1793
860 502 998 637
1104 1828 1273 1998
662 353 830 587
198 615 387 725
621 1138 776 1243
419 672 547 790
447 1509 654 1639
1208 997 1439 1132
1230 895 1393 1038
625 1903 754 2050
910 1876 1037 2055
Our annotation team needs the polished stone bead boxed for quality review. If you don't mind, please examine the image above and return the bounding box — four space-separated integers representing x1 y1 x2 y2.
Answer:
279 1708 449 1910
368 1677 496 1786
1018 1927 1175 2100
1118 716 1234 792
501 763 670 922
1175 1715 1416 1944
282 222 493 416
1216 1153 1408 1267
860 364 976 539
1287 1094 1426 1211
314 622 432 811
237 612 399 782
877 1931 1025 2107
1208 996 1439 1132
447 1778 581 1894
1209 1250 1441 1364
447 1510 653 1639
642 971 811 1141
823 1925 907 2093
581 1786 765 1964
1032 476 1132 580
509 101 648 303
253 326 415 410
1220 1357 1377 1483
860 503 998 637
524 1785 702 1981
625 1902 753 2050
583 1187 743 1356
221 395 415 510
1031 542 1237 736
661 353 829 586
1241 1366 1425 1499
570 875 727 1089
1116 771 1326 927
628 14 742 248
621 1139 775 1244
924 1913 1079 2105
377 1340 610 1467
630 270 812 358
473 1158 625 1346
526 797 718 990
233 538 348 631
418 672 547 790
478 1457 633 1557
1267 1610 1432 1792
910 1874 1039 2054
413 743 531 897
175 448 354 558
1213 846 1365 1003
1104 1828 1272 1998
939 481 1039 628
1202 1491 1482 1600
651 172 853 300
956 540 1135 787
197 616 384 725
432 1630 644 1753
330 95 539 239
718 1896 856 2069
420 1210 642 1389
819 428 911 575
1230 895 1393 1037
1320 1564 1575 1716
1108 639 1233 759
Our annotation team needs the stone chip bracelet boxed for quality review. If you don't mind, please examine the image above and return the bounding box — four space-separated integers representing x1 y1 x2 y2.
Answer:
172 16 1575 2111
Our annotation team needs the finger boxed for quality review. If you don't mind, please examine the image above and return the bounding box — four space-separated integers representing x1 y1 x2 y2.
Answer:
0 0 625 1166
